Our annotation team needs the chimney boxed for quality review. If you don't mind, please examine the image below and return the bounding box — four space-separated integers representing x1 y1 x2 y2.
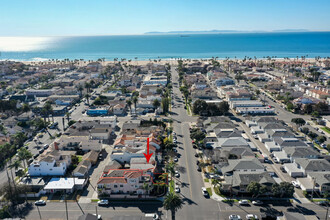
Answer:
54 142 59 150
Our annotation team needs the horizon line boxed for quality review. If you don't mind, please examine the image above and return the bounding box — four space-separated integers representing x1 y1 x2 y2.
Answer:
1 30 330 38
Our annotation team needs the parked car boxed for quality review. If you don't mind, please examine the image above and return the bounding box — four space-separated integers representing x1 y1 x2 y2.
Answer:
175 171 180 178
197 166 202 172
239 200 249 205
97 199 109 206
175 185 180 193
317 201 329 206
93 214 102 220
43 144 49 149
291 181 300 188
229 215 242 220
201 187 208 197
246 214 258 220
252 200 263 205
173 157 178 162
280 166 286 173
145 213 159 220
35 200 46 206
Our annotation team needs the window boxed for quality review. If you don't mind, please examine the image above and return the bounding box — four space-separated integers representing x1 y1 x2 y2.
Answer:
114 185 117 188
120 185 123 188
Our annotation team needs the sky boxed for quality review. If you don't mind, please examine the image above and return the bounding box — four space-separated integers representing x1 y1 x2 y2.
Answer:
0 0 330 36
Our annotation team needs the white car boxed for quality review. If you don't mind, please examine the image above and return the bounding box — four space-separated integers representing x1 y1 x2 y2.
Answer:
97 199 109 206
229 215 242 220
34 200 46 206
239 200 249 205
173 157 178 162
175 171 180 178
246 214 258 220
202 187 208 197
175 185 180 193
291 181 300 188
145 213 159 220
252 200 263 205
93 214 102 220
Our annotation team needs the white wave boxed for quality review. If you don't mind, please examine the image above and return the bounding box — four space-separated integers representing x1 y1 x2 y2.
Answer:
0 37 54 52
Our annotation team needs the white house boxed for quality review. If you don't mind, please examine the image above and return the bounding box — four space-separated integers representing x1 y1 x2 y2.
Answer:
44 177 87 193
28 151 73 176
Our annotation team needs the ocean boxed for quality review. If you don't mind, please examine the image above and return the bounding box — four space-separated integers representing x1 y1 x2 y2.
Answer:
0 32 330 61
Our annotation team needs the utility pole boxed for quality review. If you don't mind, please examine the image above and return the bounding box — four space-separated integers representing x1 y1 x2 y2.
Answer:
64 191 68 220
37 205 42 220
95 206 98 217
311 177 315 202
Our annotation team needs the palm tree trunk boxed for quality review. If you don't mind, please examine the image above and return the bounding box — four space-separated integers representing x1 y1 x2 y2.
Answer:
5 163 13 204
171 210 175 220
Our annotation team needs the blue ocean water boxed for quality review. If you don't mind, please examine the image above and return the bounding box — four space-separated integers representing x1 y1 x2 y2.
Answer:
1 32 330 61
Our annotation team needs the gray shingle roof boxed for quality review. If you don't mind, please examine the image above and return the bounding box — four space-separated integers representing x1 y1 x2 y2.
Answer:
222 158 264 174
283 147 320 158
295 158 330 172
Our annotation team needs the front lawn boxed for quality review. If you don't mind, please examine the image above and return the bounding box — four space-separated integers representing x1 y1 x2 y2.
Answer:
321 127 330 134
206 187 212 197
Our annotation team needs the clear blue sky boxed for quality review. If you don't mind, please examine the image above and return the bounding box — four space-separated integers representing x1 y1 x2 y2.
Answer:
1 0 330 36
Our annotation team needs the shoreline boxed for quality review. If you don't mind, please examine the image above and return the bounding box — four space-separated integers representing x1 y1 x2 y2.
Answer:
9 57 326 66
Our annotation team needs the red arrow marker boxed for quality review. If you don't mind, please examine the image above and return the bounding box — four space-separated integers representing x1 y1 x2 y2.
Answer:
143 138 153 163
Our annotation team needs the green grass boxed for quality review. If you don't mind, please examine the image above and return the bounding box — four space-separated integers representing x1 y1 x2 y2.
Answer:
321 127 330 134
169 180 175 193
77 155 83 163
91 199 100 202
311 199 327 202
206 187 213 197
204 179 209 183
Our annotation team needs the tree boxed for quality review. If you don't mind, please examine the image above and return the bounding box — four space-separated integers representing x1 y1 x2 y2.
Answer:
304 104 313 114
77 85 84 97
84 94 90 106
218 101 229 115
311 111 320 118
291 118 306 127
17 148 32 169
21 104 30 113
308 132 318 139
142 182 152 198
317 135 327 144
165 160 177 181
163 191 183 220
190 129 205 142
272 182 294 198
161 97 169 114
256 90 260 95
153 99 160 110
133 96 138 114
315 102 328 113
13 132 27 148
126 99 132 114
193 99 208 115
65 112 71 124
286 102 294 111
247 182 262 198
301 127 309 134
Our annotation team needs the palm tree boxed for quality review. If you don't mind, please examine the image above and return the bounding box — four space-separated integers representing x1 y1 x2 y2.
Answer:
77 85 84 98
142 182 153 198
8 159 19 195
126 99 132 114
13 132 27 148
85 82 91 93
153 99 160 110
163 191 183 220
165 160 177 181
133 96 138 114
65 112 71 125
85 94 91 106
4 160 14 204
17 148 32 170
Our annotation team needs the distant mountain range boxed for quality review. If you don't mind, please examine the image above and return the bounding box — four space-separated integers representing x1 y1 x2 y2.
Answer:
144 29 310 34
